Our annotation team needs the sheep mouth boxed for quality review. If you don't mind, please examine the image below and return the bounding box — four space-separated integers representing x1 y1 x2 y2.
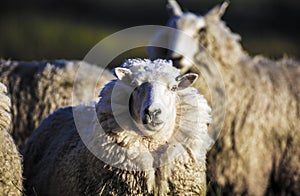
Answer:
148 121 164 127
143 123 164 132
142 117 164 131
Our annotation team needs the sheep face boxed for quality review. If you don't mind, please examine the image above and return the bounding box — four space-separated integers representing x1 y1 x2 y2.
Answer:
167 13 205 69
130 82 171 132
113 64 198 136
155 0 230 72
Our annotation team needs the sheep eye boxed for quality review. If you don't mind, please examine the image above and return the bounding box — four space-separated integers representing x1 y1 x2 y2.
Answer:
171 85 178 92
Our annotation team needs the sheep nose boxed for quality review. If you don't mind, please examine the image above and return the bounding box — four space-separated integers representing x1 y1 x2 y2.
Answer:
144 107 161 120
143 106 163 125
142 104 167 131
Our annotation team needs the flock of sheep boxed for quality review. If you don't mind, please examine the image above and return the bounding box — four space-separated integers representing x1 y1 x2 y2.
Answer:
0 0 299 195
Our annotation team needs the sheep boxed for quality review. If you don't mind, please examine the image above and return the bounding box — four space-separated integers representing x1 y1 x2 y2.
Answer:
0 82 23 195
148 1 300 195
22 59 213 195
0 60 113 149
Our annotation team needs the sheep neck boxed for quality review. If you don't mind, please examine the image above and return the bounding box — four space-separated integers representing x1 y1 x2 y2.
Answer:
195 17 248 72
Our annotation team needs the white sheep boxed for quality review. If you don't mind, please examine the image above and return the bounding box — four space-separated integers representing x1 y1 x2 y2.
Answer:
148 1 300 195
0 82 23 195
0 60 113 149
22 59 212 195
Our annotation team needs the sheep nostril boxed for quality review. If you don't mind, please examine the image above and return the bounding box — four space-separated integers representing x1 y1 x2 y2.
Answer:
146 108 161 118
152 109 161 117
143 108 161 124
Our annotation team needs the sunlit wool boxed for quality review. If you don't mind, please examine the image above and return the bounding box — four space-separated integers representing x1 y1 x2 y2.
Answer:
149 1 300 195
0 82 22 196
0 60 113 149
23 59 212 195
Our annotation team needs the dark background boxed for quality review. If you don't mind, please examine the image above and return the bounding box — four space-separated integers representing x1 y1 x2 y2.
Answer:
0 0 299 61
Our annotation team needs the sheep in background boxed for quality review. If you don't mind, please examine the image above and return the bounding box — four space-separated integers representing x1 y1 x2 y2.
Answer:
0 60 113 149
23 59 212 195
149 1 300 195
0 82 23 195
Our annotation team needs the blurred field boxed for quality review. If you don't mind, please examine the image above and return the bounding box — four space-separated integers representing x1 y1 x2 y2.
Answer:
0 14 113 60
0 0 299 62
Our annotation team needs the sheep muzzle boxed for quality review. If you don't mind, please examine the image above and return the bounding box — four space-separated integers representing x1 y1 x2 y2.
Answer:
142 105 165 131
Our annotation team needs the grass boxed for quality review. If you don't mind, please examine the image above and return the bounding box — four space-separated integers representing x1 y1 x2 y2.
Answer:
242 33 299 59
0 13 299 62
0 13 114 61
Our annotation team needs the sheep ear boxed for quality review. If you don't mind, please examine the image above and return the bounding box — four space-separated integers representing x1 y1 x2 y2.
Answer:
113 68 132 80
206 1 229 20
167 0 183 16
177 73 198 89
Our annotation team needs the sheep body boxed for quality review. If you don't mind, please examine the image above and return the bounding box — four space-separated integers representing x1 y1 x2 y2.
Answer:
204 57 300 195
0 60 113 149
23 59 212 195
149 1 300 195
0 82 23 195
194 10 300 195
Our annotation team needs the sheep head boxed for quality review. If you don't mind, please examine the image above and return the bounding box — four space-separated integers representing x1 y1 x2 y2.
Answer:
112 59 197 138
148 1 244 73
87 59 212 173
166 1 229 70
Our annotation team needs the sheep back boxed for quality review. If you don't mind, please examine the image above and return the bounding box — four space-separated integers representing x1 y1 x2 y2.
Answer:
0 60 113 149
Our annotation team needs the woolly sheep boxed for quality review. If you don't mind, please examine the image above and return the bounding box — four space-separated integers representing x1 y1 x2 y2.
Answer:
0 60 113 149
0 82 23 195
149 1 300 195
23 59 212 195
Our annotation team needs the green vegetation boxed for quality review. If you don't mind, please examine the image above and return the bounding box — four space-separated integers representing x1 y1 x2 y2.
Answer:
0 14 114 60
0 0 299 61
242 34 298 59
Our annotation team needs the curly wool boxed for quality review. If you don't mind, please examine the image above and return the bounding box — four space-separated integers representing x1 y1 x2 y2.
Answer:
0 60 113 149
0 82 23 196
189 6 300 195
23 59 212 195
153 2 300 195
